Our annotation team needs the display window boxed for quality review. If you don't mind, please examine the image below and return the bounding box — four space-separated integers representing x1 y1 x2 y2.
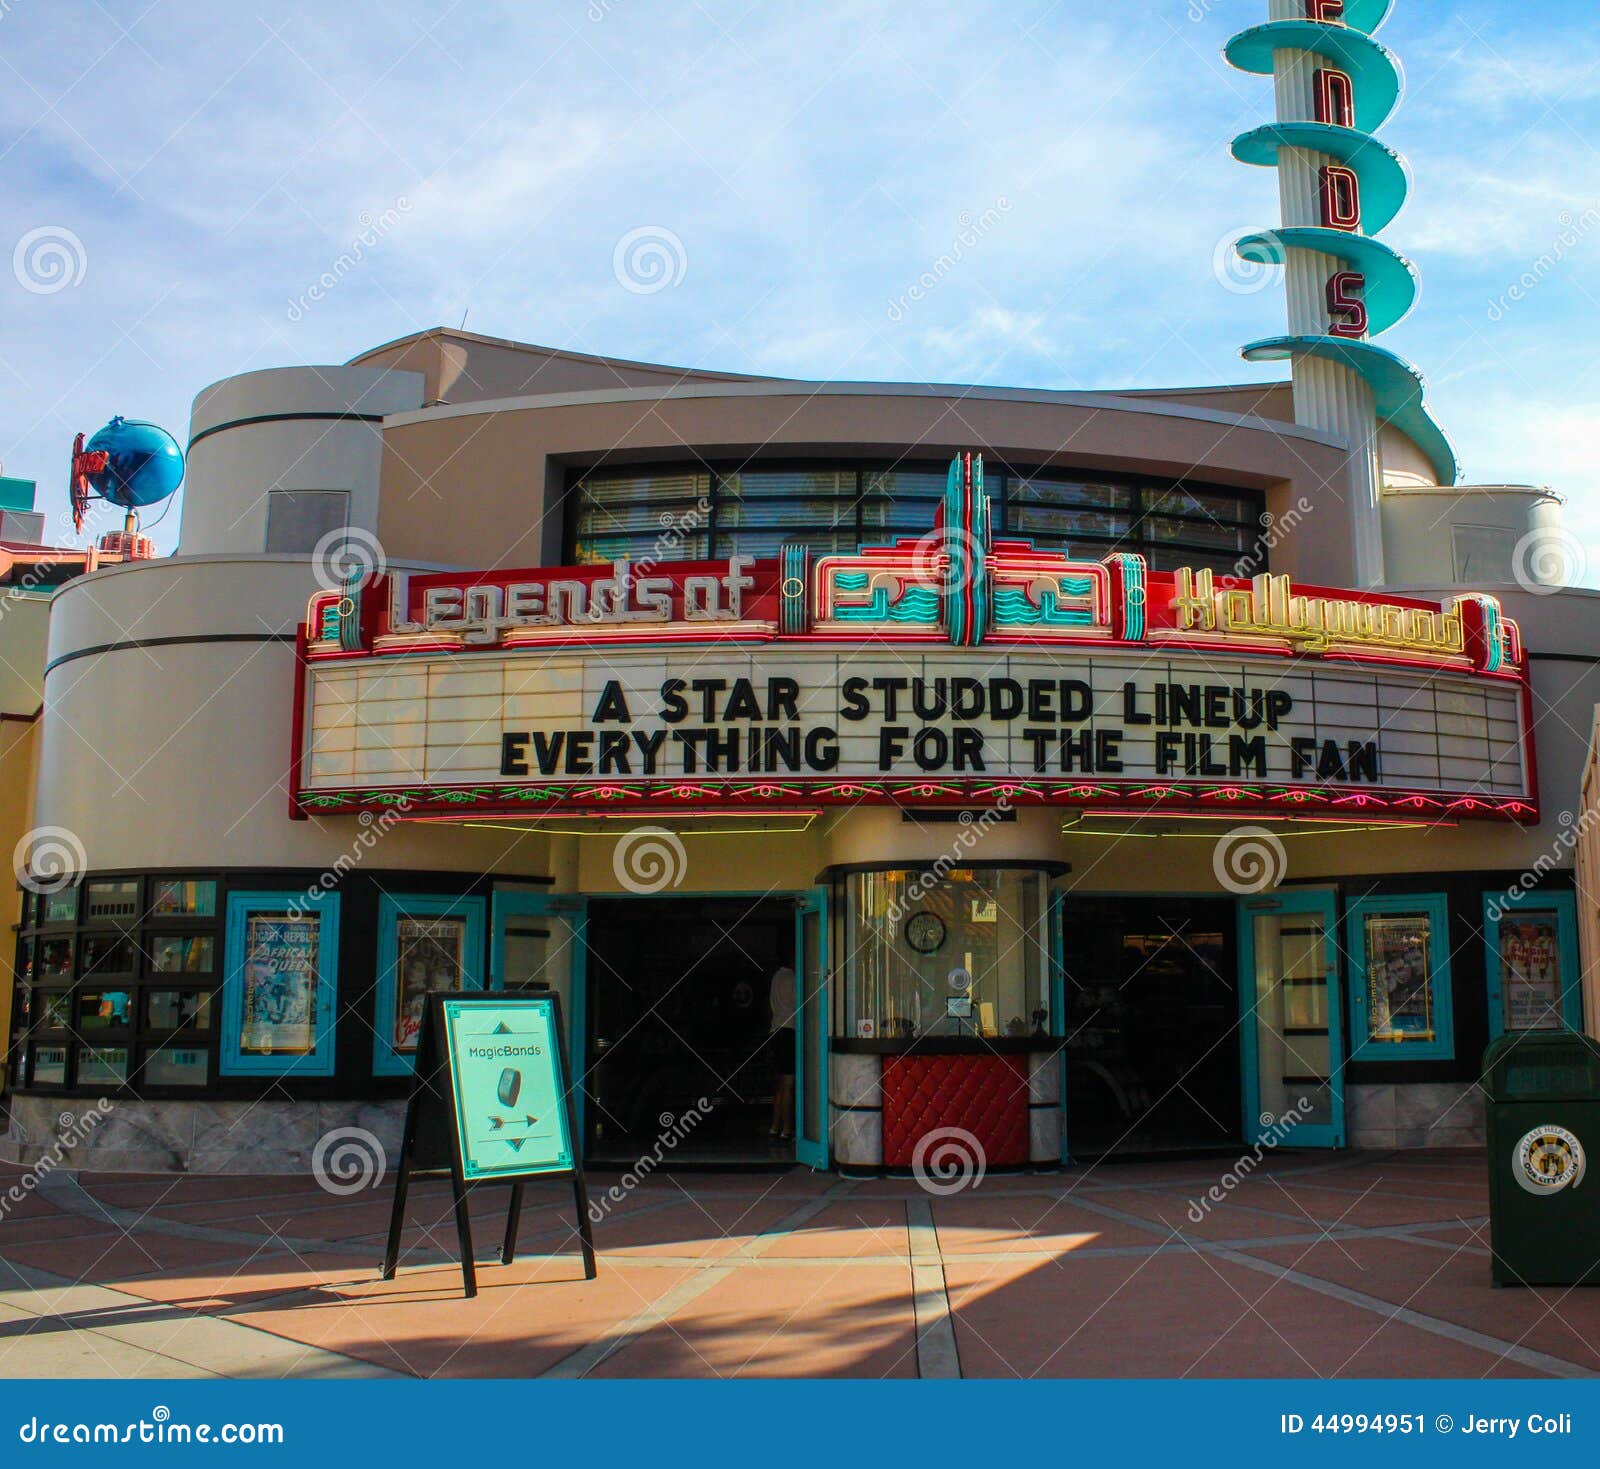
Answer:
839 867 1051 1041
9 873 227 1095
1484 889 1581 1036
1346 893 1455 1061
149 880 217 918
220 890 340 1076
142 1044 210 1087
372 894 485 1076
27 1044 68 1087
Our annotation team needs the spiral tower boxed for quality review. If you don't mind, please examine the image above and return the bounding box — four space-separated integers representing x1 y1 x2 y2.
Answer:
1226 0 1454 588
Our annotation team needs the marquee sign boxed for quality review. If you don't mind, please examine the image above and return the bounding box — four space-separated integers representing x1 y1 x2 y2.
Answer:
293 454 1533 822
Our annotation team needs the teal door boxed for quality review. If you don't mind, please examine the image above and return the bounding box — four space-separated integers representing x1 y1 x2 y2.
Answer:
794 888 829 1170
491 892 589 1144
1239 889 1344 1147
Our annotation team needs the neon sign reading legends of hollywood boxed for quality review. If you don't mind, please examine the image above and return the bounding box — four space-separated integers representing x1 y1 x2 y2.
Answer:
293 452 1533 823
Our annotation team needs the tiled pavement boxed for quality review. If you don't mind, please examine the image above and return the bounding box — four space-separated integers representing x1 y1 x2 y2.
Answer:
0 1152 1596 1379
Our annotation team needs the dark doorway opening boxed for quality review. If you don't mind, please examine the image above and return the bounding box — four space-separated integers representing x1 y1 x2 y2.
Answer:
585 896 795 1165
1061 896 1240 1157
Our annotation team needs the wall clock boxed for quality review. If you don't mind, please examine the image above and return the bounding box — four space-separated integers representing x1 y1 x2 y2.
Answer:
903 910 946 954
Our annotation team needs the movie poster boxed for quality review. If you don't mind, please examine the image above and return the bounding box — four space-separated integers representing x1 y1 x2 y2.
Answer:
1500 915 1562 1030
392 916 468 1052
1365 913 1435 1043
240 913 320 1054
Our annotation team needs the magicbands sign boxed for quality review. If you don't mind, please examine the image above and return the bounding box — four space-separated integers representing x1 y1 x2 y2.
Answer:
294 454 1532 821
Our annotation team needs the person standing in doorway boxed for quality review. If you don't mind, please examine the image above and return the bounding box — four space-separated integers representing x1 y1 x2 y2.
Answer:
768 963 796 1143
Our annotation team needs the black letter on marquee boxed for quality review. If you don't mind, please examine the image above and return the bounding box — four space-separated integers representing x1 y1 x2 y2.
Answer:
501 733 530 776
592 682 631 723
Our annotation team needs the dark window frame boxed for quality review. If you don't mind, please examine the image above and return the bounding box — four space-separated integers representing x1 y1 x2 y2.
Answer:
563 458 1268 576
9 873 224 1097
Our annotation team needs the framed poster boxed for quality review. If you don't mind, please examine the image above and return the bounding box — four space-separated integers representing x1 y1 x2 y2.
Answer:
1347 893 1454 1061
221 891 340 1076
373 894 485 1076
1485 890 1581 1037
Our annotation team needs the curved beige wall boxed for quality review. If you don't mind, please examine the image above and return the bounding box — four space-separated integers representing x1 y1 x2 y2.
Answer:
180 366 424 556
37 555 549 876
1382 486 1564 587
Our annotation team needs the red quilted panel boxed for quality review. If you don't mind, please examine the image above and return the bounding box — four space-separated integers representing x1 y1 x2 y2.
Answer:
880 1053 1029 1168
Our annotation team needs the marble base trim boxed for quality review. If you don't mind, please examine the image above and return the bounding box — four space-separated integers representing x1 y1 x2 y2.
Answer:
1347 1081 1487 1149
0 1097 405 1174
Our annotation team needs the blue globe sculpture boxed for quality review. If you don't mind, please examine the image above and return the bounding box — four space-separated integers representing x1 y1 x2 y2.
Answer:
83 416 184 509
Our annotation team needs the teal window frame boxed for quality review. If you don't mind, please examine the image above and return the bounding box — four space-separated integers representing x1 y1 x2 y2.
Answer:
372 894 486 1076
1483 889 1581 1037
1346 892 1454 1062
221 891 340 1077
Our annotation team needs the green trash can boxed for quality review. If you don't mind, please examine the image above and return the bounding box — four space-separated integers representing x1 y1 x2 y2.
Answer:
1484 1030 1600 1286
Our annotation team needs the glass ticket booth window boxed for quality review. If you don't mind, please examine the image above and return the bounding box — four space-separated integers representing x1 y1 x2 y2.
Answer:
842 867 1049 1039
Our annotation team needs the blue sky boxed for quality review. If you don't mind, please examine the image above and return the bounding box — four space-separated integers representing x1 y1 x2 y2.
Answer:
4 1 1599 569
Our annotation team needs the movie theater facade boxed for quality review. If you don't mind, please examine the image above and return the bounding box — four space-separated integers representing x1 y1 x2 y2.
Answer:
4 327 1597 1176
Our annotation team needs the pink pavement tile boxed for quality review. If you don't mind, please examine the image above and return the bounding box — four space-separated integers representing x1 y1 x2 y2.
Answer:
77 1174 302 1208
1239 1235 1600 1374
229 1259 701 1377
590 1261 918 1378
1066 1186 1307 1243
590 1197 799 1259
1223 1180 1487 1229
108 1251 371 1311
943 1250 1545 1378
0 1189 77 1224
761 1201 909 1260
933 1195 1150 1254
0 1216 125 1247
0 1230 272 1285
